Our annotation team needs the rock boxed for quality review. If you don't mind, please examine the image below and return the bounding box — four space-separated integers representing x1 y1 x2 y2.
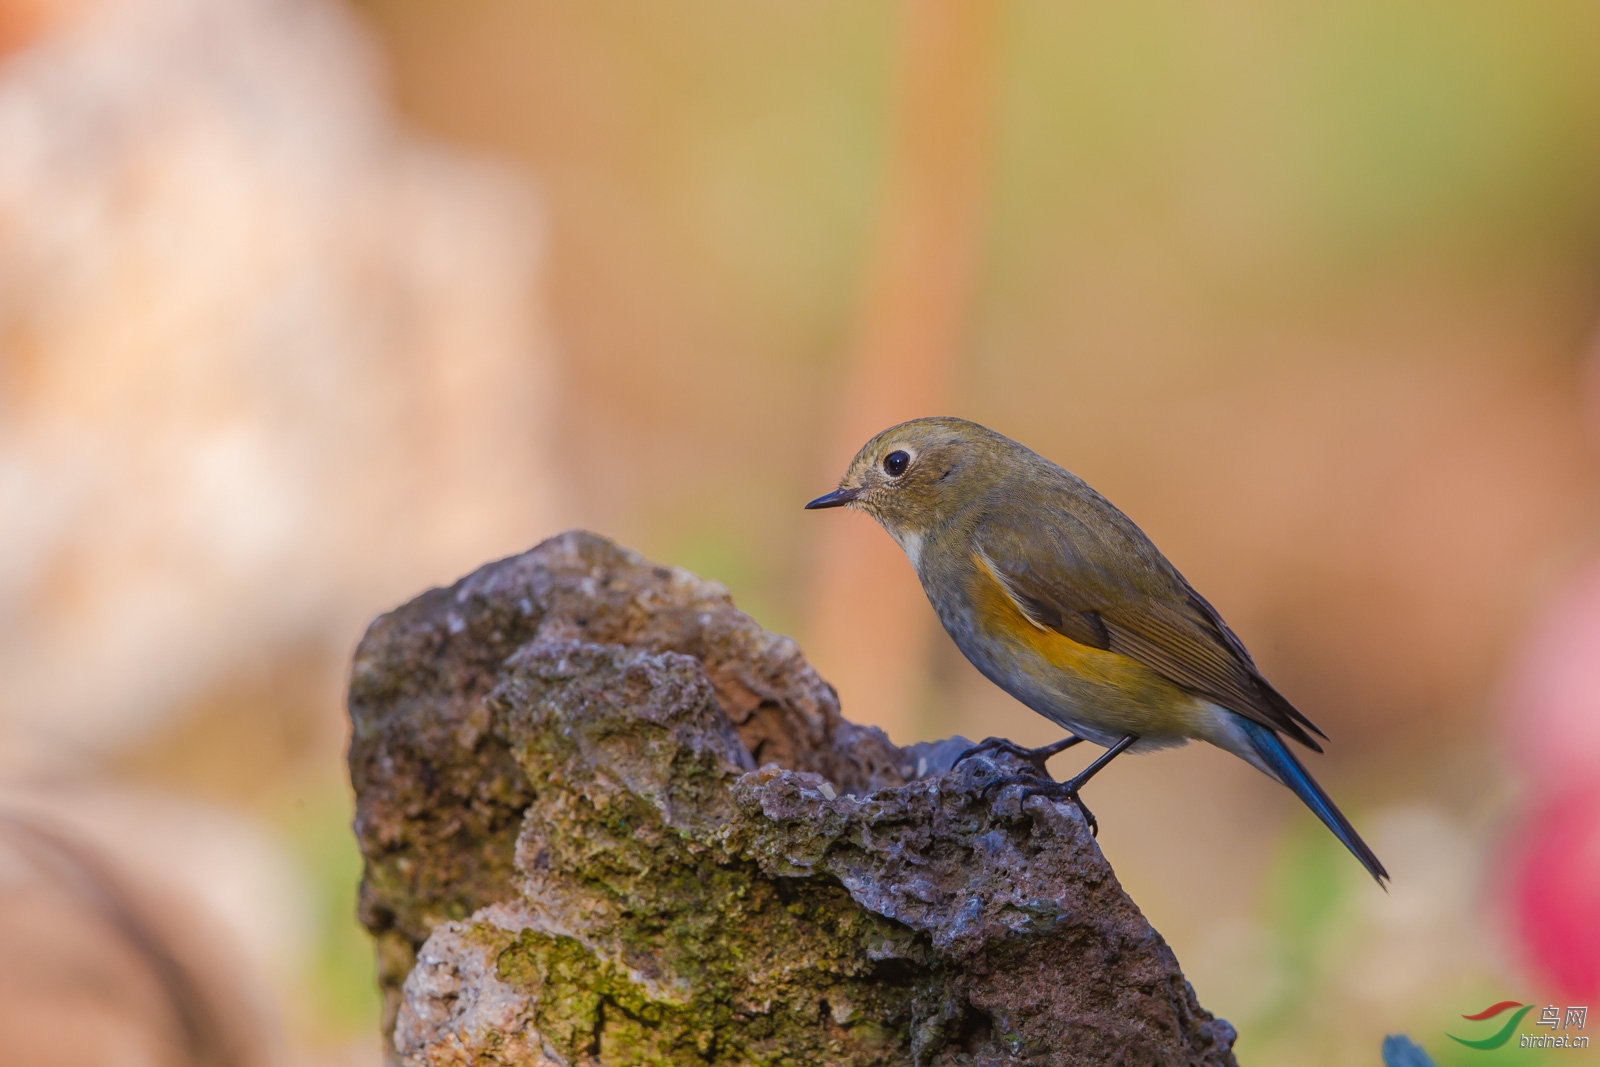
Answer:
350 531 1237 1065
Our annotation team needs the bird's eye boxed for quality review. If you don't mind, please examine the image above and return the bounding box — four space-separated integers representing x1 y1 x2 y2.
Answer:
883 450 910 477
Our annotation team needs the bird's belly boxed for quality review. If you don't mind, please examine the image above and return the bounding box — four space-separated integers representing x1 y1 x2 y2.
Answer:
933 590 1208 750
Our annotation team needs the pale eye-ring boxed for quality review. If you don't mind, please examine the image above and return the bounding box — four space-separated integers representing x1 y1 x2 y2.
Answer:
883 450 910 477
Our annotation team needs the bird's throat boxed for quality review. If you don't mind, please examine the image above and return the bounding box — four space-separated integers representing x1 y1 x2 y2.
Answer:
890 528 925 570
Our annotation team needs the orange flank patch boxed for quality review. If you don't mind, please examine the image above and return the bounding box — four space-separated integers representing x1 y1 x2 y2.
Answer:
968 551 1206 740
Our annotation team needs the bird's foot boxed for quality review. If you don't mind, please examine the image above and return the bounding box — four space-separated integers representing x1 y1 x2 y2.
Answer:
980 774 1099 837
953 735 1083 778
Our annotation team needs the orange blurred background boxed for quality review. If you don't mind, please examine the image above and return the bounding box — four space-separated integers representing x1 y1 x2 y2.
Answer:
3 0 1600 1063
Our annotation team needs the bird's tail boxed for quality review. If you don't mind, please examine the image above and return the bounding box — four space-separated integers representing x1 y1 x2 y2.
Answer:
1236 717 1389 886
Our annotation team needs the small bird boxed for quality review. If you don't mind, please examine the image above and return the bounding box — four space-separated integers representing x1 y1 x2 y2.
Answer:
806 416 1388 884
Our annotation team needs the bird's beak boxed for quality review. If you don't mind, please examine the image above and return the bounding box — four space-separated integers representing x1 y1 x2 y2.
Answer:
804 486 861 510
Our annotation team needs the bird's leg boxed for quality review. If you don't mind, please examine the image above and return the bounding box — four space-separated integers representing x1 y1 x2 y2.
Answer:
982 734 1138 837
953 735 1083 777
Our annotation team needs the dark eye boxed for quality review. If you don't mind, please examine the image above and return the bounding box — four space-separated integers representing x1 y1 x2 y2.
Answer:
883 450 910 477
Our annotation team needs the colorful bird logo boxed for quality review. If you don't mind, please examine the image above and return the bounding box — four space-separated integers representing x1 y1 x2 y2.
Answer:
1448 1001 1534 1049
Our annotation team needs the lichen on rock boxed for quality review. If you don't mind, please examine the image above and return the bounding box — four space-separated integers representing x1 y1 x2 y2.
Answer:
350 531 1237 1065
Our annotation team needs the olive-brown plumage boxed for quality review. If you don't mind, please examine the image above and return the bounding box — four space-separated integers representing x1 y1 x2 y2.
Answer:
806 416 1387 884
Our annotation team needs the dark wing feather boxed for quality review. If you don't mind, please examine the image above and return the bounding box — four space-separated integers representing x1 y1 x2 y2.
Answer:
1182 585 1327 742
1001 581 1111 649
978 512 1325 751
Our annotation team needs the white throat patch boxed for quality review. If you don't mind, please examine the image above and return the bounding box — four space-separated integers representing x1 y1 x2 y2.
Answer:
893 529 924 570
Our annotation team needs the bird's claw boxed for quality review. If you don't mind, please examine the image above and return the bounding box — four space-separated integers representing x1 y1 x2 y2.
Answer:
980 774 1100 837
954 735 1081 778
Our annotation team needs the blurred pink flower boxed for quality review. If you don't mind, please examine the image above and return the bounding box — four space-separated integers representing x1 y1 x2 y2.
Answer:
1508 781 1600 1001
1502 558 1600 783
1499 430 1600 1000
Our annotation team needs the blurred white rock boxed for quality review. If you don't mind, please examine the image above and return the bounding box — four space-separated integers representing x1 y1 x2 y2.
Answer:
0 0 563 772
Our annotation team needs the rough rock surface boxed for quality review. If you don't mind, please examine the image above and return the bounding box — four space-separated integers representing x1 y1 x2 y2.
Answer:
350 531 1237 1066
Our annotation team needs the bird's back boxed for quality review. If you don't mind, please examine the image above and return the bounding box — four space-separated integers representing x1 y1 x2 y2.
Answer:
921 434 1326 751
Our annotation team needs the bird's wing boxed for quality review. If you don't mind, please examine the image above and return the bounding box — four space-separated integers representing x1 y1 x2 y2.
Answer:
976 511 1326 751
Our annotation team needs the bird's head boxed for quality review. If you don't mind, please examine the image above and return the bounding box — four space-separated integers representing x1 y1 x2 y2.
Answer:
805 416 1006 556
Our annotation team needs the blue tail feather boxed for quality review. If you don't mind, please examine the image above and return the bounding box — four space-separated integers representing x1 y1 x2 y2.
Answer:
1236 717 1389 886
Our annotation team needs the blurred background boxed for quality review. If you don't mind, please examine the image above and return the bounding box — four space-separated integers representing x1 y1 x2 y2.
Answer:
2 0 1599 1063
